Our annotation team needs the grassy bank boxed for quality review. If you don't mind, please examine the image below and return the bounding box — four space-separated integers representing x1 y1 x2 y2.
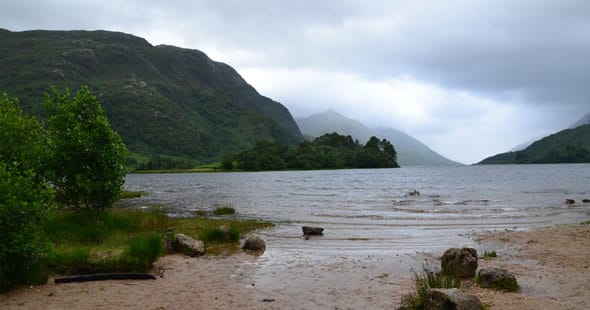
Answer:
43 208 273 276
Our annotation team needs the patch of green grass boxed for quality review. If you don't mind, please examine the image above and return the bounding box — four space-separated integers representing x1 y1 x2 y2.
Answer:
212 206 236 215
581 220 590 225
483 251 497 260
119 190 144 199
43 208 273 274
400 266 461 310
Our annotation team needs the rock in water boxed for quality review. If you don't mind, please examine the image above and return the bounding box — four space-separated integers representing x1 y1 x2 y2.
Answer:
302 226 324 236
424 288 482 310
441 247 478 278
243 236 266 252
565 198 575 205
477 267 519 292
173 233 206 257
582 198 590 203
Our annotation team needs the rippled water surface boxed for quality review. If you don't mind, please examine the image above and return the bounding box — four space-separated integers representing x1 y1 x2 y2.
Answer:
124 164 590 254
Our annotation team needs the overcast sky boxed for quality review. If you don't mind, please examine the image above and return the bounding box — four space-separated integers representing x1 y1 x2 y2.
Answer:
2 0 589 163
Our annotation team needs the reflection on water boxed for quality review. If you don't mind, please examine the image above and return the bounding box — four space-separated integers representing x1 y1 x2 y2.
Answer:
124 164 590 254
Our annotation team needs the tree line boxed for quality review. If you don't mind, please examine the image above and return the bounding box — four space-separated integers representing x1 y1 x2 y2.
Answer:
222 132 400 171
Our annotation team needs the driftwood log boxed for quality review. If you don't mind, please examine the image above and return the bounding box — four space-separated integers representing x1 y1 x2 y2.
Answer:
54 273 156 284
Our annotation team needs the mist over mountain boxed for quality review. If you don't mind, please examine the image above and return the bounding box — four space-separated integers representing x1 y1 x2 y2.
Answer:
570 112 590 129
0 28 302 162
296 111 459 166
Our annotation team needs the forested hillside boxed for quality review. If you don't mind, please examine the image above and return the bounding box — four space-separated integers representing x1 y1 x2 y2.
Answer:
478 124 590 164
0 29 303 163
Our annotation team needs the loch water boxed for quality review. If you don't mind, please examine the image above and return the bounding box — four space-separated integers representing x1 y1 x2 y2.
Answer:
124 164 590 254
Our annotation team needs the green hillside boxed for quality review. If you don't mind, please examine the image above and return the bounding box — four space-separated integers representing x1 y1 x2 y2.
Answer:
479 124 590 164
0 29 302 163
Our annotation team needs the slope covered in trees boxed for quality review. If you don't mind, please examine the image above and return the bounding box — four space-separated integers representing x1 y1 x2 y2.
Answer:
478 124 590 164
0 28 302 163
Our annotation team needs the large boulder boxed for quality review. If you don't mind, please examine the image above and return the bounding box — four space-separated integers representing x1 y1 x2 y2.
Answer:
302 226 324 236
424 288 482 310
173 233 206 257
441 247 478 278
243 236 266 252
477 267 519 292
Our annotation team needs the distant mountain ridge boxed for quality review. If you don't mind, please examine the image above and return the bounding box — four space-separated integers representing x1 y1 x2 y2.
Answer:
0 28 303 162
296 111 460 166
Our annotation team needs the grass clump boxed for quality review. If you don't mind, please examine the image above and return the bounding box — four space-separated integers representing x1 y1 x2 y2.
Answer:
212 206 236 216
200 225 240 244
483 251 497 260
126 234 165 270
400 266 461 310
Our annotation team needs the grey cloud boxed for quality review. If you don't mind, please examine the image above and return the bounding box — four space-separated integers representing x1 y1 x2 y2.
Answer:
1 0 589 163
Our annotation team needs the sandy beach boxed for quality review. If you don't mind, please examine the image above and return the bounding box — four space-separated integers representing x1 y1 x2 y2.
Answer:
2 222 589 309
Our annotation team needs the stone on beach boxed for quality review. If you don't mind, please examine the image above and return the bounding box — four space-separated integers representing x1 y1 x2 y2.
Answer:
440 247 478 278
477 267 519 292
243 236 266 252
173 233 206 257
302 226 324 236
424 288 482 310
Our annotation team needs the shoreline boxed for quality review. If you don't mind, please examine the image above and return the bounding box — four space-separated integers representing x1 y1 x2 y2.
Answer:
2 222 589 309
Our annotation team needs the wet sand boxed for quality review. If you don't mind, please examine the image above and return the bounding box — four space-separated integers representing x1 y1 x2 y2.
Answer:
467 223 590 309
2 223 589 309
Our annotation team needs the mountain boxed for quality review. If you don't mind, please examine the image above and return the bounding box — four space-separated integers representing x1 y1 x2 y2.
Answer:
0 29 302 162
296 111 460 166
478 124 590 164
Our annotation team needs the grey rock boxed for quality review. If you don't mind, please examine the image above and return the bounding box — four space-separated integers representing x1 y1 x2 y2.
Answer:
173 233 206 257
477 267 519 291
302 226 324 236
441 247 478 278
243 236 266 252
424 288 482 310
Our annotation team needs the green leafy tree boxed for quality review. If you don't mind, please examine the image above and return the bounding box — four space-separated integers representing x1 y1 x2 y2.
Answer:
0 93 48 176
0 94 53 290
44 86 128 211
